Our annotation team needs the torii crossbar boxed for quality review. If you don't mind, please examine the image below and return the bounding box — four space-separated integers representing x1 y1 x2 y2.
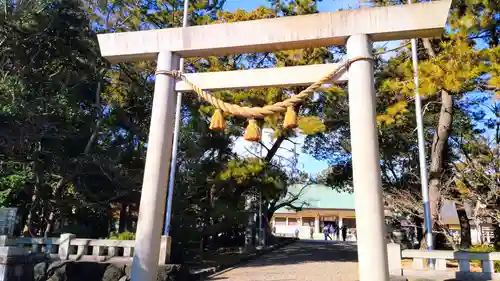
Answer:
96 1 451 281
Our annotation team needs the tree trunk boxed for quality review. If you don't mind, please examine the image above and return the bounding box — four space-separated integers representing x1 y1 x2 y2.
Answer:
419 90 453 251
126 204 135 232
44 178 67 236
44 212 55 236
242 130 287 250
260 204 272 245
440 224 459 251
494 224 500 251
426 89 453 248
421 38 454 249
24 151 44 237
244 195 255 252
414 216 424 248
118 203 127 233
23 187 39 236
44 82 104 236
457 207 472 249
199 238 204 262
477 220 483 244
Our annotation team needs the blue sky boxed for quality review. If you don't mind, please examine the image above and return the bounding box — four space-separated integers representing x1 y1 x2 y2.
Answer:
226 1 498 177
226 0 359 177
227 0 390 177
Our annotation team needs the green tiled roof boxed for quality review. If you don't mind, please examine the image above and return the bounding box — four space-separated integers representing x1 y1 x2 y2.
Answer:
275 184 355 213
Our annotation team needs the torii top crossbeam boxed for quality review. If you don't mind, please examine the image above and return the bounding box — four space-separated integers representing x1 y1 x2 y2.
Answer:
97 0 451 63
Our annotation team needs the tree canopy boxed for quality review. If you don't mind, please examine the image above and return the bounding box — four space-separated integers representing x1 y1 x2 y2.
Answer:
0 0 498 257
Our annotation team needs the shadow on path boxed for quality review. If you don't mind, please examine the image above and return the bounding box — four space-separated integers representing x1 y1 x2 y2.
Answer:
238 240 358 268
205 240 361 280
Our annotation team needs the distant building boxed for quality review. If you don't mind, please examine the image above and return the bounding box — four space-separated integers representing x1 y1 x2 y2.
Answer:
271 185 496 244
271 184 358 240
438 200 496 245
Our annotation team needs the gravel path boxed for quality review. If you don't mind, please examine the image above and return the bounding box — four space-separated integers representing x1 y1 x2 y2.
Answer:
205 241 462 281
207 240 360 281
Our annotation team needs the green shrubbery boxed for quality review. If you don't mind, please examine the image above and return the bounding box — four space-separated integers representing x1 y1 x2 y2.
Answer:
469 244 500 272
470 244 495 252
108 232 136 240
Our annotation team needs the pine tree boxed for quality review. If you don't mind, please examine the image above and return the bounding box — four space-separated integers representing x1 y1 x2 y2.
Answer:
369 0 499 247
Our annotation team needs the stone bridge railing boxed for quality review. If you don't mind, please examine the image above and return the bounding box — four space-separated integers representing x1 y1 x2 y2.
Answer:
0 233 171 264
388 243 500 281
273 233 296 238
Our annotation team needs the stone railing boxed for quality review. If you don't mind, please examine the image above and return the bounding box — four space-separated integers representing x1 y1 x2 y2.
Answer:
388 243 500 281
0 233 171 264
274 233 296 238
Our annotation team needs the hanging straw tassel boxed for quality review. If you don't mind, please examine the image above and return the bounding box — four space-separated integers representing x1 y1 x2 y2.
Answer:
209 109 226 131
244 119 261 142
283 106 298 129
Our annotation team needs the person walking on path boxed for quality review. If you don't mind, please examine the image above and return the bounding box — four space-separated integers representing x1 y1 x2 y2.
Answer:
341 225 348 241
323 224 331 240
309 225 314 239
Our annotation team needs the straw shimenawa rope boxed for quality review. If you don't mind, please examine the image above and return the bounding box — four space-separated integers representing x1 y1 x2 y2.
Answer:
155 56 373 141
157 56 371 119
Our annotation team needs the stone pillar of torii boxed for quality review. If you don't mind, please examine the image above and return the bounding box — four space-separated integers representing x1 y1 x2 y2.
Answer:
97 1 451 281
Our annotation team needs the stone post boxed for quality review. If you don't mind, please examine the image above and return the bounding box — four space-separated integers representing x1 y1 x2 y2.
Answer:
387 243 402 276
58 233 75 260
0 246 32 281
347 34 389 281
131 51 180 281
158 235 172 265
314 216 320 234
0 235 8 246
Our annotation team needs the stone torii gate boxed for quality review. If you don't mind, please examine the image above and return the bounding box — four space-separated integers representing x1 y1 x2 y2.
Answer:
97 1 451 281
